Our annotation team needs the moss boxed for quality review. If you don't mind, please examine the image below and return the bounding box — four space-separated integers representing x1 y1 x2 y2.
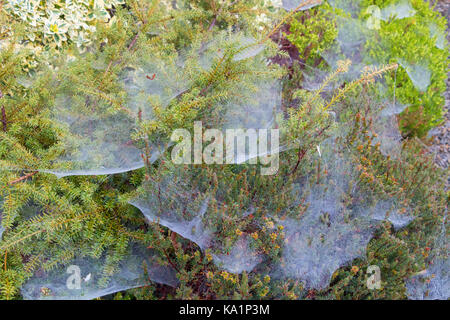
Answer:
286 3 340 68
361 0 448 137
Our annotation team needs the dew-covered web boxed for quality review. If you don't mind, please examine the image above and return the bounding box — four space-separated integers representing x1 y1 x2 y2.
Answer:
198 34 266 69
428 23 447 50
397 59 431 92
406 211 449 300
320 0 434 94
360 73 406 158
378 0 416 21
30 55 148 178
129 164 265 275
43 95 145 178
281 0 323 11
212 235 263 274
320 16 369 81
220 78 283 164
269 131 411 289
195 34 285 164
267 61 433 288
129 174 213 250
121 50 192 119
39 48 194 178
271 152 376 289
0 199 4 240
8 201 177 300
371 99 405 158
270 133 418 289
369 200 414 230
21 243 178 300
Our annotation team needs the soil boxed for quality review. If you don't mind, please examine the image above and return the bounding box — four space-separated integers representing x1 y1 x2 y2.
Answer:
428 0 449 170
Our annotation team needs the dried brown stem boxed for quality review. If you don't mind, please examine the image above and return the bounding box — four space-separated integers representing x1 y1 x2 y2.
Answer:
8 172 37 185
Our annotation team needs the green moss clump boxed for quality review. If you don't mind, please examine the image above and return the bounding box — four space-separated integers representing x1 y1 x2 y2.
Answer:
286 3 340 68
361 0 448 137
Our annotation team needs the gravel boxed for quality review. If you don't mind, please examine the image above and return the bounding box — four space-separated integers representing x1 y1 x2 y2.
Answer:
427 0 449 170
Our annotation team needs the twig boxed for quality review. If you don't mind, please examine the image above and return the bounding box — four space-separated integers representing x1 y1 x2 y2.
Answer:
127 32 141 50
291 148 306 175
163 247 180 273
8 172 37 186
291 124 330 175
0 89 5 132
207 0 241 31
101 0 162 82
1 106 5 132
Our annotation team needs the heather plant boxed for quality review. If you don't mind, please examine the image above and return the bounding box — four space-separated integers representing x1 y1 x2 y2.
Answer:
0 0 448 301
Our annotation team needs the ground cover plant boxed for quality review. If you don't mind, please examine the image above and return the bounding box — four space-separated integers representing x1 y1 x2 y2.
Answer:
283 0 448 137
0 0 448 300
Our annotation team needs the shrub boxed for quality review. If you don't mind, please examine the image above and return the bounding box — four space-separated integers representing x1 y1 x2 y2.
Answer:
3 0 125 48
